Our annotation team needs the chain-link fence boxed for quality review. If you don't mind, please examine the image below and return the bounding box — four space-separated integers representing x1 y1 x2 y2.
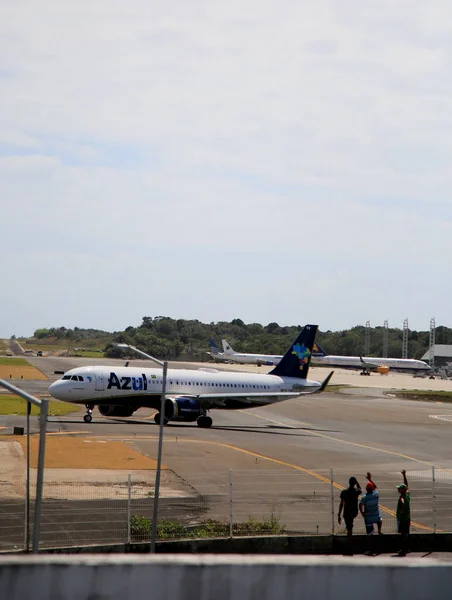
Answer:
1 467 452 551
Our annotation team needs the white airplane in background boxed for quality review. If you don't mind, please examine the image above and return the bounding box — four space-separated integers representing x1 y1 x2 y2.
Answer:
220 338 431 375
49 325 333 428
311 343 432 375
221 339 282 366
207 340 228 362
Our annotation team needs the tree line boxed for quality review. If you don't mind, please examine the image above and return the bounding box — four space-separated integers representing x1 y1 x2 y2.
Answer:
31 318 452 361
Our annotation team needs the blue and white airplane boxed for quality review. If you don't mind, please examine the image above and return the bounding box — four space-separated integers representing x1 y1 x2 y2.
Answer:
49 325 333 428
221 339 282 366
207 340 228 362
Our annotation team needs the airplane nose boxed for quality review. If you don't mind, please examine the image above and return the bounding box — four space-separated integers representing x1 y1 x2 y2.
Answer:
48 381 59 398
49 380 67 400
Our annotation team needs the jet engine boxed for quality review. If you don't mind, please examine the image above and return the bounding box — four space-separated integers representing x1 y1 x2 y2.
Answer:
98 405 136 417
163 397 203 422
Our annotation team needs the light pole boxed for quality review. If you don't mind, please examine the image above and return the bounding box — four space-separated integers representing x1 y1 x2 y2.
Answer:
114 344 168 552
151 361 168 553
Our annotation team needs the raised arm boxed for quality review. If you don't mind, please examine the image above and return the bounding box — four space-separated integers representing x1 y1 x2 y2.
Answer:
401 469 408 488
366 471 377 489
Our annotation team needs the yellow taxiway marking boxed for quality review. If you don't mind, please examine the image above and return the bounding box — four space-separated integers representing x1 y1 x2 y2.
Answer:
47 431 88 436
247 412 435 531
250 411 441 469
8 431 93 438
91 434 342 487
91 432 432 531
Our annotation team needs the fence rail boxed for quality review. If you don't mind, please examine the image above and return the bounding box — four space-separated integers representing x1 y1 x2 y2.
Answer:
1 467 452 551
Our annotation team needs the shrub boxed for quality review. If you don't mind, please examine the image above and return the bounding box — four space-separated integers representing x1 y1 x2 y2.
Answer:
130 515 151 539
234 514 285 536
157 521 188 539
130 514 285 541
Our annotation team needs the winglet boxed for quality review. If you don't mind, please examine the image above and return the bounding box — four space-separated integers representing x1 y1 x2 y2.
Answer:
318 371 334 392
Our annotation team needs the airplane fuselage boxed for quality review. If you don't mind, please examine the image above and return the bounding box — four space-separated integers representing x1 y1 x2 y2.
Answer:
311 355 431 373
223 351 429 373
223 353 282 366
49 365 321 407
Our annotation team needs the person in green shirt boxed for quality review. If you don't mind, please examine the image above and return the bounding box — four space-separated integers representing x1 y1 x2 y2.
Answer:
396 470 410 556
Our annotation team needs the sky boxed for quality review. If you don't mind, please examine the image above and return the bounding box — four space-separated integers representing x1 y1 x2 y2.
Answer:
1 1 452 337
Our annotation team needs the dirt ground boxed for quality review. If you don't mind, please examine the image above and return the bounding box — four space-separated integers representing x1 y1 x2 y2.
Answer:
0 365 47 380
14 435 163 469
0 437 197 500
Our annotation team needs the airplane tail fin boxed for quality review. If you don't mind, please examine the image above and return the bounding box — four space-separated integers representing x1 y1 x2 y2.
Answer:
312 342 328 357
269 325 318 379
209 340 221 356
222 339 235 355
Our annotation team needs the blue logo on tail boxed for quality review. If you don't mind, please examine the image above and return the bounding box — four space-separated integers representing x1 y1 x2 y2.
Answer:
291 344 311 370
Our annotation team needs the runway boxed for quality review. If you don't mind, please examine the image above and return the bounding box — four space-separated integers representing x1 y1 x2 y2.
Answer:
1 356 452 549
7 355 452 471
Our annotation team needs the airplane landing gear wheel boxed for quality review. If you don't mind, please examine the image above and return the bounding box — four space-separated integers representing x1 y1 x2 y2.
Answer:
84 404 94 423
197 416 213 428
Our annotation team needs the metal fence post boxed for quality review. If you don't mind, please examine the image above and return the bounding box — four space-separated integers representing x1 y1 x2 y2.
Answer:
33 399 48 553
24 400 31 552
330 468 335 535
0 380 46 553
127 474 131 544
229 469 233 538
432 466 437 534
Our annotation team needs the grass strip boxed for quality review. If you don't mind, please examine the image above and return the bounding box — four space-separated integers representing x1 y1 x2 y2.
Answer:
392 390 452 403
0 395 78 416
0 357 30 366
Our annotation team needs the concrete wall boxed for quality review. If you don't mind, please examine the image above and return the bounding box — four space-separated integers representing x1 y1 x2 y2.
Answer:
24 532 452 555
1 555 451 600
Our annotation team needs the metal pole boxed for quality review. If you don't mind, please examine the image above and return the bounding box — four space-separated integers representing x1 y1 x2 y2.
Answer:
402 318 409 359
32 399 48 554
150 362 168 553
229 469 233 538
382 320 389 358
25 400 31 552
432 466 437 534
429 318 436 370
330 468 335 535
127 474 131 544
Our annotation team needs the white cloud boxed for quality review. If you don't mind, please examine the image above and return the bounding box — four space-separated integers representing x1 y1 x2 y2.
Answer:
1 1 452 335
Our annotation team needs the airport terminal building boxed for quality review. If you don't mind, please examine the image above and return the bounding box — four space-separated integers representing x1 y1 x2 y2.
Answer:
421 344 452 367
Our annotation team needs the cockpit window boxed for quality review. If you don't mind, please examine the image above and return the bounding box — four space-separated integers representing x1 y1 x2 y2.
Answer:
62 375 71 380
78 376 84 382
71 376 79 381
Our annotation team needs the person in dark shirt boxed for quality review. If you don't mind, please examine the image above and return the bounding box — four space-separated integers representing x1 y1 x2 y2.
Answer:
338 476 362 553
396 470 410 557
